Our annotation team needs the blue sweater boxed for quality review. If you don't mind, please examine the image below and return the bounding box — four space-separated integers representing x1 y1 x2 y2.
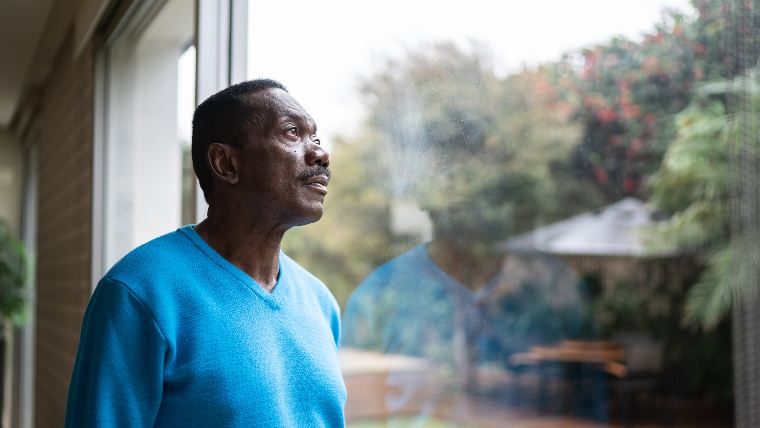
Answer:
65 225 346 427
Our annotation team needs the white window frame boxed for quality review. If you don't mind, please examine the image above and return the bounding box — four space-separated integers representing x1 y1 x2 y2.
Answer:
92 0 249 283
194 0 248 221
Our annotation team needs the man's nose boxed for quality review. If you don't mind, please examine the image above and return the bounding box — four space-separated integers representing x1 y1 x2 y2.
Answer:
306 144 330 168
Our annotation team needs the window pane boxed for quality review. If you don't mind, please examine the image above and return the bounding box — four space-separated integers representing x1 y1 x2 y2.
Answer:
178 45 197 226
104 0 195 268
248 1 750 425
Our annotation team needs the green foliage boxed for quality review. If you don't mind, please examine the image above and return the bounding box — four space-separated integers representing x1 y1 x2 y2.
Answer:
648 70 760 329
681 246 735 329
551 0 752 206
663 318 733 400
592 281 654 337
0 221 26 326
359 42 580 240
648 100 729 252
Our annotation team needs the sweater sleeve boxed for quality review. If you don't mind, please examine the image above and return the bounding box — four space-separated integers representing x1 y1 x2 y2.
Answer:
65 277 167 428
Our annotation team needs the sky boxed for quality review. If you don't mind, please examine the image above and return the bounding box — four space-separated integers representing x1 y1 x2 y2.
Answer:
246 0 693 145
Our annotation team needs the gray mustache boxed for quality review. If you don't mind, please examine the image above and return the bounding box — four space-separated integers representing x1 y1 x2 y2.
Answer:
298 166 331 182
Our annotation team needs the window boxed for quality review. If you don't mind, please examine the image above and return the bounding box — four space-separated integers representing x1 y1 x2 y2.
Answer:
248 0 747 425
99 0 195 271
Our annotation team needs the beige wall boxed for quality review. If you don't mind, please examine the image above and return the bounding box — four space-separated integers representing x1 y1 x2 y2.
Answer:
31 33 94 428
0 130 24 236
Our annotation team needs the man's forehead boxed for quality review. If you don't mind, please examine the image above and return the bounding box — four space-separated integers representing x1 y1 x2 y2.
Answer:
253 88 314 124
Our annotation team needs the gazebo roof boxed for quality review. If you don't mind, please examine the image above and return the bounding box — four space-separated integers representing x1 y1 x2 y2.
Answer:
505 197 671 257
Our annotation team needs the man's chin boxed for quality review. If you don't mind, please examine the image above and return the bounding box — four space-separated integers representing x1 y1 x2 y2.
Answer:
290 205 324 226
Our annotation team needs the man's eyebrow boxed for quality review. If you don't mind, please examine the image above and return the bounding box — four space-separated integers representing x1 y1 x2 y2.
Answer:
280 113 317 131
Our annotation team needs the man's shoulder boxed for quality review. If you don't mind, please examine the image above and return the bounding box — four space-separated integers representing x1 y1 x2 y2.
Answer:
105 228 193 285
281 252 328 290
280 252 339 305
360 245 429 286
342 245 431 307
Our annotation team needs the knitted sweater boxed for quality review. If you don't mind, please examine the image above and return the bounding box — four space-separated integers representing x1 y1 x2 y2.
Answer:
65 225 346 427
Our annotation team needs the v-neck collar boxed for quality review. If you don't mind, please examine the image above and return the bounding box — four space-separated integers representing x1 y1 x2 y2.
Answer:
179 224 285 309
417 244 502 301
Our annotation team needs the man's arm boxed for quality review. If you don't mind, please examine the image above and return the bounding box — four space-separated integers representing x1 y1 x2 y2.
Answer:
65 277 167 427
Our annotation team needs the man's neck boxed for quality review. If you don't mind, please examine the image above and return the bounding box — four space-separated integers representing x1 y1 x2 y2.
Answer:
426 238 503 291
194 207 286 293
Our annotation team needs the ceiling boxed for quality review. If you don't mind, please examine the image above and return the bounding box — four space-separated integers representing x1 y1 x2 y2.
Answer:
0 0 56 129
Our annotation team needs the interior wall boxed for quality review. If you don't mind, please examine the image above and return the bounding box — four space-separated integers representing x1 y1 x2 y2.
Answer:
31 32 94 428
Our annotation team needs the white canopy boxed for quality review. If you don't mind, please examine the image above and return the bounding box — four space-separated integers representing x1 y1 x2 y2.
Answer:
506 197 667 256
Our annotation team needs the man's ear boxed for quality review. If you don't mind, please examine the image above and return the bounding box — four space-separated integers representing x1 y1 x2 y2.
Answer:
207 143 239 185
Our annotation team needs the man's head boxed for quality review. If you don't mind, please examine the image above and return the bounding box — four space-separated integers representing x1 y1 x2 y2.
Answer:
192 79 331 226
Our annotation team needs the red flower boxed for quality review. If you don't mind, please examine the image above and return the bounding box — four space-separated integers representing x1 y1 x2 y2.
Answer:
623 177 637 193
595 167 609 184
617 80 632 94
645 113 657 128
597 108 618 124
694 66 705 81
622 104 641 119
628 138 644 156
694 43 708 57
643 56 660 74
583 95 606 110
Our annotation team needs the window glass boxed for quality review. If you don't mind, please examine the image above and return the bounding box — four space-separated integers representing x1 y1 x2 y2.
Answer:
248 1 752 425
103 0 195 268
178 45 197 226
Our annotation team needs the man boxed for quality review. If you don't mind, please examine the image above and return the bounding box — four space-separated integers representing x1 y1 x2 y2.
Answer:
65 79 346 427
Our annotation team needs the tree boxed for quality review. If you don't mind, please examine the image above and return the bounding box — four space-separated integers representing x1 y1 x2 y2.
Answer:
552 0 757 208
648 71 760 329
359 42 582 241
560 16 696 202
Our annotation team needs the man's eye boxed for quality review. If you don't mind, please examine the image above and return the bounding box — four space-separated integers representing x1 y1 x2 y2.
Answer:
286 126 298 136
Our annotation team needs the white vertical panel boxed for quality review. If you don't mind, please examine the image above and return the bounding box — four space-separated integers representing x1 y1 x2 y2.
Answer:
91 51 106 285
133 40 183 243
230 0 248 85
195 0 243 222
100 0 196 268
197 0 230 102
17 145 37 428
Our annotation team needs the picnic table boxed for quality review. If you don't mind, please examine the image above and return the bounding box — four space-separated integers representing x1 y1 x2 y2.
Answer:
509 340 629 419
510 340 628 378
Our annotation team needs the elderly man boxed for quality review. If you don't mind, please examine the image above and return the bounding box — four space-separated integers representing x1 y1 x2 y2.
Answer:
65 79 346 427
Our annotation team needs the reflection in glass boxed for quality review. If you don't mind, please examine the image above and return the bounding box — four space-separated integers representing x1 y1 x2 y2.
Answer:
246 1 756 426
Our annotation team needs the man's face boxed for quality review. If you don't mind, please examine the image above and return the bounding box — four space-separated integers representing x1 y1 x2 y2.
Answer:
236 88 331 226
